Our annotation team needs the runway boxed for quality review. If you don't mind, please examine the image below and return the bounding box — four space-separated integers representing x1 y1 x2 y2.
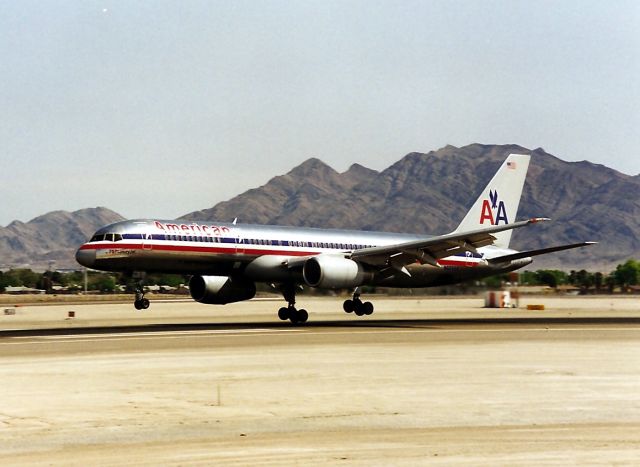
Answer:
1 297 640 465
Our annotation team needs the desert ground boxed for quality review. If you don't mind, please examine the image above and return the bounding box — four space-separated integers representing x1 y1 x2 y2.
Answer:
1 295 639 465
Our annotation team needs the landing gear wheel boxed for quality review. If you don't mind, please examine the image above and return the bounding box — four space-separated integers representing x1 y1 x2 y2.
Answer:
297 309 308 323
353 298 365 316
346 289 374 317
132 274 149 311
287 307 308 325
277 283 309 324
289 307 300 324
134 298 150 310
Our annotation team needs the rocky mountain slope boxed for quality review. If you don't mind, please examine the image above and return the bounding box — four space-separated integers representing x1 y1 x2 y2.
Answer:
1 144 637 271
0 208 123 270
183 144 640 270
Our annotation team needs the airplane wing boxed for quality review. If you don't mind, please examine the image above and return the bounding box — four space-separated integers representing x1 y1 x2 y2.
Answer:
349 218 550 273
486 241 597 264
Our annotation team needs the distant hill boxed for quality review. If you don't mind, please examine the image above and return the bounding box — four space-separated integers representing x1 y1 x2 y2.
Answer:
1 144 638 271
0 207 123 270
182 144 640 270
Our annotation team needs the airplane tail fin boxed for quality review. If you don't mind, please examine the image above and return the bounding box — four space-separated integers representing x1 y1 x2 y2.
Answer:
454 154 530 249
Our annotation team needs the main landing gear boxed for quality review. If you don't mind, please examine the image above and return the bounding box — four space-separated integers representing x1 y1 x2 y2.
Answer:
277 284 308 324
133 277 150 310
343 288 374 316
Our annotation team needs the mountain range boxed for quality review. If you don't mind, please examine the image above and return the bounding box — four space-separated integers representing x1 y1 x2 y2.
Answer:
2 144 638 271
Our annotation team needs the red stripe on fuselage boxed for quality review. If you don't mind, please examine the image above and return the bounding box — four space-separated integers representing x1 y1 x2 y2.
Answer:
80 242 318 257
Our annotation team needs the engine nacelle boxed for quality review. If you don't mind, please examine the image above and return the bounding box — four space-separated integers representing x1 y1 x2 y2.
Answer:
302 255 368 289
189 275 256 305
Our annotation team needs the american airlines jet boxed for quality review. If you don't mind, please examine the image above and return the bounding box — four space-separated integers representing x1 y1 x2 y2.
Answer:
76 154 594 323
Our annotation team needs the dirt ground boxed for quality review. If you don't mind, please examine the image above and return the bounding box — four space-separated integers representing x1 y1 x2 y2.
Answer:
0 296 639 465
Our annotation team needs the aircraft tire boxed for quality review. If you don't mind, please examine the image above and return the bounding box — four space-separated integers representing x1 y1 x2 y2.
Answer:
363 301 374 315
354 305 365 316
297 309 308 323
142 298 150 309
134 300 143 310
343 300 354 313
278 307 289 321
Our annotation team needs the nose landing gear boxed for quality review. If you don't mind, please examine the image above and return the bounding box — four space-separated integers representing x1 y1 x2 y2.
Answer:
133 274 150 310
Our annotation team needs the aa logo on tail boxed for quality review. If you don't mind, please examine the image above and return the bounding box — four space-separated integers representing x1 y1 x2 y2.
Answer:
479 190 509 225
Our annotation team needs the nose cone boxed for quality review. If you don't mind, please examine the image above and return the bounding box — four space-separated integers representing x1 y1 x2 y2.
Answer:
75 247 95 268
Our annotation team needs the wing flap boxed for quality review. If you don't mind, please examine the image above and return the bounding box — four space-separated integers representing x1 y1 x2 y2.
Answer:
351 218 549 267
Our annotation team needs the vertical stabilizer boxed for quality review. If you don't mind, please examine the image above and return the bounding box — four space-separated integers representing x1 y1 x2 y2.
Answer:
454 154 530 248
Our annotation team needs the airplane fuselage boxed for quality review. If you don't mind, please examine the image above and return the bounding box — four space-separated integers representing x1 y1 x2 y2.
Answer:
76 219 529 288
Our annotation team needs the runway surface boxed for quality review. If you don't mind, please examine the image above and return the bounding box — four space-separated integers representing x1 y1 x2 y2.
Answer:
1 296 639 465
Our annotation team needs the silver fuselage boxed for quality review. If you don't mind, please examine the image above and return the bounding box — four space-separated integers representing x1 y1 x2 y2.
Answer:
76 219 531 287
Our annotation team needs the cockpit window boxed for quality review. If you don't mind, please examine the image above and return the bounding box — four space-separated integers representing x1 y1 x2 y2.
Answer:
90 233 122 242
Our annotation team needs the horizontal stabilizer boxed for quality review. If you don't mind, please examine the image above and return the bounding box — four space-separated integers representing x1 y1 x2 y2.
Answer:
487 242 597 264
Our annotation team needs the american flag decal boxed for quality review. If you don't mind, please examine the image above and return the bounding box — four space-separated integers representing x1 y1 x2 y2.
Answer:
507 161 516 169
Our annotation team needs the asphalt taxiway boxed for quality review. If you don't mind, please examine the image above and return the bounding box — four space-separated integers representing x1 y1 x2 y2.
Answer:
1 296 639 465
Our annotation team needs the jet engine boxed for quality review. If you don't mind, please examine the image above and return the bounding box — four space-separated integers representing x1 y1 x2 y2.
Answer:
302 255 369 289
189 275 256 305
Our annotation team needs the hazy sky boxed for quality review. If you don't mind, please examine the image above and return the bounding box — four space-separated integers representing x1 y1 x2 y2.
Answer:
1 0 638 226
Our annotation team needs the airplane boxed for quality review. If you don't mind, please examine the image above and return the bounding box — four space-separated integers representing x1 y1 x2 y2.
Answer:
76 154 595 323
